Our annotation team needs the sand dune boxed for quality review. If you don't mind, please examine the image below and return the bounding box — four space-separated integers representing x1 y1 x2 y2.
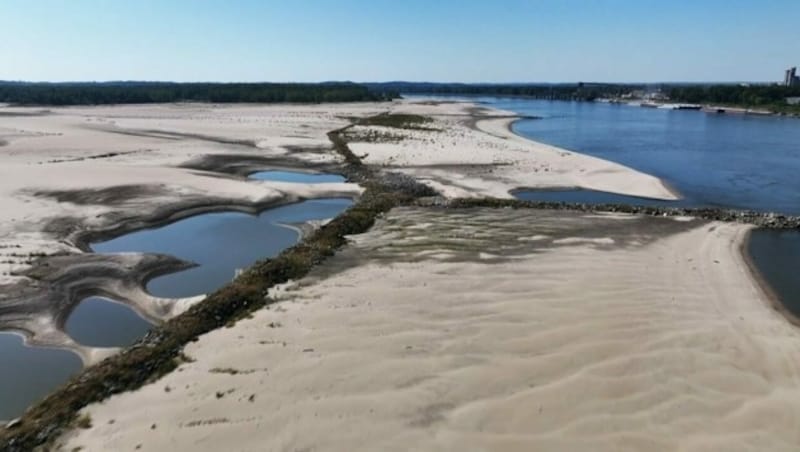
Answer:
56 208 800 451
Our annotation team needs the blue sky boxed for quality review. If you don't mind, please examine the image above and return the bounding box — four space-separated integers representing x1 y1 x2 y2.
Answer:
1 0 797 83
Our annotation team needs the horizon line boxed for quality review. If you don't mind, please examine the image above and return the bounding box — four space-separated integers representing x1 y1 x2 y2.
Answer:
0 79 785 86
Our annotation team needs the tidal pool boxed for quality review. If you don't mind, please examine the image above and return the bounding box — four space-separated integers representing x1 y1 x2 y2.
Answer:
91 198 352 298
3 172 354 420
0 332 82 422
65 297 153 348
249 170 345 183
747 229 800 318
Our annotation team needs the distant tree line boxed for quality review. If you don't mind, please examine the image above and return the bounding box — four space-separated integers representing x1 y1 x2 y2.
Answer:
7 81 797 111
366 82 800 113
667 84 800 109
0 82 398 106
365 82 645 101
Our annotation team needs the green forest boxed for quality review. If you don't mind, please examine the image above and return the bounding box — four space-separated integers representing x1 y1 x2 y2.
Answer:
667 84 800 113
0 82 397 106
3 81 798 113
367 82 641 101
368 82 800 114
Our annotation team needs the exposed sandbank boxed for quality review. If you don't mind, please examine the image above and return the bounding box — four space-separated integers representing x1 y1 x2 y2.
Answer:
55 207 800 452
0 103 374 358
0 99 677 358
2 99 784 448
347 101 678 200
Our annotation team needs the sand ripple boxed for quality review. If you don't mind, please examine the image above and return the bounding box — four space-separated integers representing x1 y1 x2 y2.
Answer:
58 208 800 451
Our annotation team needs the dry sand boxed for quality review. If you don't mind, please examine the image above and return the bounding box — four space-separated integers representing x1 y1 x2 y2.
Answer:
0 102 379 286
5 100 789 450
0 99 672 288
55 208 800 452
347 101 677 200
0 99 677 359
0 102 377 362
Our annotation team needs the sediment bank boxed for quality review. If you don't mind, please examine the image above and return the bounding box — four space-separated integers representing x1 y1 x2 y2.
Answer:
0 107 432 450
1 101 797 451
50 206 800 452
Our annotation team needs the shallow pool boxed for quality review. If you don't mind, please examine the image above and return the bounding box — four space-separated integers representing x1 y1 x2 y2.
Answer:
65 297 153 348
747 229 800 318
249 170 345 183
0 332 82 422
92 198 352 298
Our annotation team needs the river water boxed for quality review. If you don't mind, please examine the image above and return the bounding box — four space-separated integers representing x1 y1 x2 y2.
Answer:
474 96 799 319
477 97 800 214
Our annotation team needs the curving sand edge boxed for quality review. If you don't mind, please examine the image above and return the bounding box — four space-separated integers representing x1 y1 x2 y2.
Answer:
55 208 800 452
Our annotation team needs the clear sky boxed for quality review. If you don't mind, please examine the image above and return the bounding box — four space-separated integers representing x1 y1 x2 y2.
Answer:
1 0 798 83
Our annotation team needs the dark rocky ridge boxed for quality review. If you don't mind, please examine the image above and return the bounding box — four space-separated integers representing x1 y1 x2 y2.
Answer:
437 198 800 229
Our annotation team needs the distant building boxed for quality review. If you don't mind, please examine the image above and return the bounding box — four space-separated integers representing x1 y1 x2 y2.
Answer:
787 97 800 105
785 67 800 87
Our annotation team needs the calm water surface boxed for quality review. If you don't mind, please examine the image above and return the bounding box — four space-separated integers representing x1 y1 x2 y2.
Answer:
747 230 800 317
65 297 153 348
0 332 81 421
476 97 800 214
250 170 345 183
92 198 352 298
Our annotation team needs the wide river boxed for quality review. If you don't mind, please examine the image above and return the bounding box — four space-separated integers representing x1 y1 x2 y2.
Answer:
470 96 800 319
477 96 800 214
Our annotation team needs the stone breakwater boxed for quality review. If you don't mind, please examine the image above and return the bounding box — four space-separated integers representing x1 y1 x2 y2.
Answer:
434 198 800 229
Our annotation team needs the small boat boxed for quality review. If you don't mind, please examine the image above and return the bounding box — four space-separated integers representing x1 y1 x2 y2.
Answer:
640 102 660 108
